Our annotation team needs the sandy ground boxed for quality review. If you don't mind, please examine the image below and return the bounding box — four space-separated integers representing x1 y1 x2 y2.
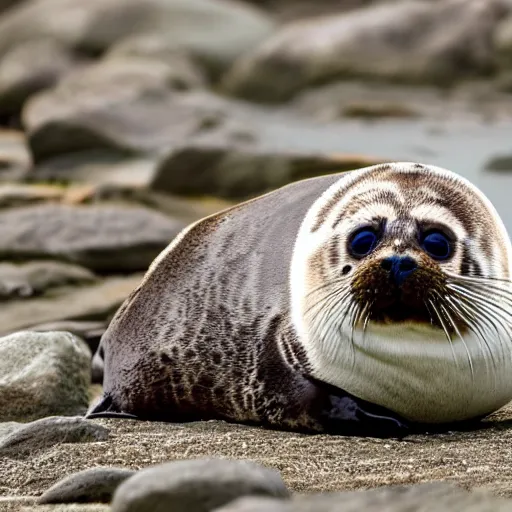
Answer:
2 401 512 511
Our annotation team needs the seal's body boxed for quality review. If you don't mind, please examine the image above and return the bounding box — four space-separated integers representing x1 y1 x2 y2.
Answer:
89 163 512 436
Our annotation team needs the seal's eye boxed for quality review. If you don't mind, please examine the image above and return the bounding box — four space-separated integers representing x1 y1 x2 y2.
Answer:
349 229 379 258
421 231 452 260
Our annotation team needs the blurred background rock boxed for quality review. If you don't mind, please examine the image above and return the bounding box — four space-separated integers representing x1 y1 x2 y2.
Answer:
0 0 511 366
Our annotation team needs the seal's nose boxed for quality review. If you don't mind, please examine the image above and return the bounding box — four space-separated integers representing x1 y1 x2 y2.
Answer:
381 256 418 286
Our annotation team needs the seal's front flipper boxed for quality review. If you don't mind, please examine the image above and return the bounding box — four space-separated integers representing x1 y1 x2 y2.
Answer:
305 375 410 438
85 394 139 421
323 394 410 438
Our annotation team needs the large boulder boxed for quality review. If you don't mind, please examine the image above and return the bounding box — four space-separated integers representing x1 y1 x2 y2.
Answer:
0 0 275 74
0 331 91 421
223 0 506 102
151 145 386 199
0 203 184 272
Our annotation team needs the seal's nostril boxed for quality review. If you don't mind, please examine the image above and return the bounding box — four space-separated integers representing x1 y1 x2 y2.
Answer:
381 258 393 271
398 257 417 273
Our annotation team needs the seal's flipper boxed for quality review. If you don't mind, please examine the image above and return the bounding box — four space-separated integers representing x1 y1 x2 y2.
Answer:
304 375 410 438
85 394 139 420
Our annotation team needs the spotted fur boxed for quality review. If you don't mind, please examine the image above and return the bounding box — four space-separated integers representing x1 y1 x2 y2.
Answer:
91 163 512 429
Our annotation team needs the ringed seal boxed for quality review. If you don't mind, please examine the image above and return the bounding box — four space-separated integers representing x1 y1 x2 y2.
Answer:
88 162 512 436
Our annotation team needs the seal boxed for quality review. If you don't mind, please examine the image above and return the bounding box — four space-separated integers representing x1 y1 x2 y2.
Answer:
88 162 512 436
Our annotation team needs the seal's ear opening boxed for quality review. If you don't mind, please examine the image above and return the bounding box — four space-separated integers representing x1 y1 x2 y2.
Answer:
85 394 139 420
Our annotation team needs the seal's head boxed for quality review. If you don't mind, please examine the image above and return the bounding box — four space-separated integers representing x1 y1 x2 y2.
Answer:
291 162 512 423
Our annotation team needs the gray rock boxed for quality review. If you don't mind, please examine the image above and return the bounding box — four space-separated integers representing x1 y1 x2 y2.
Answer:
495 12 512 69
223 0 506 102
0 39 77 118
0 331 91 421
111 458 290 512
485 154 512 171
0 274 142 336
0 416 109 458
152 144 384 199
0 204 184 272
0 129 31 179
39 467 136 505
0 183 66 208
0 0 275 73
23 57 252 162
106 35 206 90
0 261 96 300
215 483 512 511
32 151 158 187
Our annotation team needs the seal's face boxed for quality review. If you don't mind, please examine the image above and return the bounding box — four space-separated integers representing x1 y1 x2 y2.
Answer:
291 163 512 423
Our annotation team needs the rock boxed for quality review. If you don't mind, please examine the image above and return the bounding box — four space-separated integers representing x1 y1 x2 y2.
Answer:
22 58 253 162
0 0 275 74
0 331 91 421
215 483 512 511
152 145 386 199
0 261 96 300
484 154 512 171
106 35 206 90
0 416 109 458
32 151 158 187
495 14 512 69
223 0 506 103
242 0 369 21
0 183 65 208
30 320 106 353
39 467 136 505
111 458 290 512
0 129 31 178
0 39 77 119
0 273 142 335
0 204 184 272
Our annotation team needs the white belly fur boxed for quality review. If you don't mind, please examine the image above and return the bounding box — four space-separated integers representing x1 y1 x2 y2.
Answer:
308 323 512 423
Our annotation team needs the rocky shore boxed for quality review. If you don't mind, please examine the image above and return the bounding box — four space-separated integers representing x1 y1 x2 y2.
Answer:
1 0 512 510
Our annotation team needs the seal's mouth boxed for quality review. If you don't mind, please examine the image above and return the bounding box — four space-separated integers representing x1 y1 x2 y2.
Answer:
367 294 434 326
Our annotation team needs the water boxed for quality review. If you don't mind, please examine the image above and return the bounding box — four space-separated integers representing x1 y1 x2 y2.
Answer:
254 114 512 234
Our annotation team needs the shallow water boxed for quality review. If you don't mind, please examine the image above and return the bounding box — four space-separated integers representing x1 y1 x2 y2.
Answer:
255 115 512 234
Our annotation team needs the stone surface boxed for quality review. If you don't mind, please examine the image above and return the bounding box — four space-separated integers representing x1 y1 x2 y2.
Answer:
152 145 385 199
223 0 506 102
0 273 142 335
22 60 254 162
215 483 512 511
0 129 31 178
106 35 206 89
495 13 512 69
0 0 275 73
39 467 136 505
0 204 184 272
0 39 77 119
0 261 96 299
0 331 91 421
111 458 290 512
0 183 65 207
0 416 109 458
